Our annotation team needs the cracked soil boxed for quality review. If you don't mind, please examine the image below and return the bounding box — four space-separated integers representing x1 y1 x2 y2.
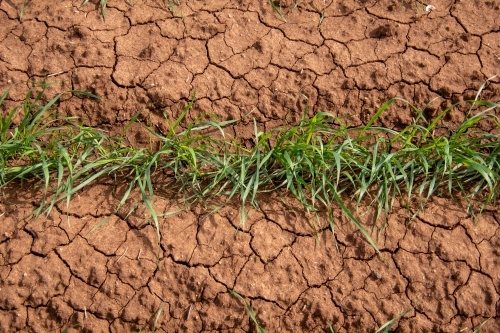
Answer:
1 0 500 332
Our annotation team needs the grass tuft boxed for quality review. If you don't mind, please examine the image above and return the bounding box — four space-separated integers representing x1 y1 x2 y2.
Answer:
269 0 287 22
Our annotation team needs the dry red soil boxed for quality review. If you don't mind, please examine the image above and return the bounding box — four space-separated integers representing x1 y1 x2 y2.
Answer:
1 0 500 332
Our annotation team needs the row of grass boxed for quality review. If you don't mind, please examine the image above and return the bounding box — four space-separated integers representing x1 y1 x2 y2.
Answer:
1 81 499 253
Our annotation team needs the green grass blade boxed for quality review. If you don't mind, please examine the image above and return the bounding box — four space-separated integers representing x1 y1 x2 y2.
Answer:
473 317 491 333
269 0 287 22
359 98 395 137
100 0 107 20
331 186 379 253
19 0 27 21
69 90 101 100
375 308 411 333
228 289 267 333
152 302 164 333
137 174 160 242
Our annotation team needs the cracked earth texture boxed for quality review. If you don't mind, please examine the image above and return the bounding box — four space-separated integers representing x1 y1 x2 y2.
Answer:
1 0 500 332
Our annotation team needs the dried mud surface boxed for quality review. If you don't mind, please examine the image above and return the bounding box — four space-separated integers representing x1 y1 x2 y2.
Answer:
1 0 500 332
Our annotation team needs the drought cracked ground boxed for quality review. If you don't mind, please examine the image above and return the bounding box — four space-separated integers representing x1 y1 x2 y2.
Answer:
0 0 500 331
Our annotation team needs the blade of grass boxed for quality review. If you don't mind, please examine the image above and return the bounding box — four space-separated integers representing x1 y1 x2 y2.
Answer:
269 0 287 22
19 0 27 21
228 289 267 333
375 308 412 333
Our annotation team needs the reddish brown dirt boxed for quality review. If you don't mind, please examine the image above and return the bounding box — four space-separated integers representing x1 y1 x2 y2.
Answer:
1 0 500 332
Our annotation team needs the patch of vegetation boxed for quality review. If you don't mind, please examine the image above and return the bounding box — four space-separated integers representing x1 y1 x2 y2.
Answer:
1 81 499 252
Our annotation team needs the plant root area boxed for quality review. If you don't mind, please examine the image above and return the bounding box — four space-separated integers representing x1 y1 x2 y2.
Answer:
1 0 500 332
